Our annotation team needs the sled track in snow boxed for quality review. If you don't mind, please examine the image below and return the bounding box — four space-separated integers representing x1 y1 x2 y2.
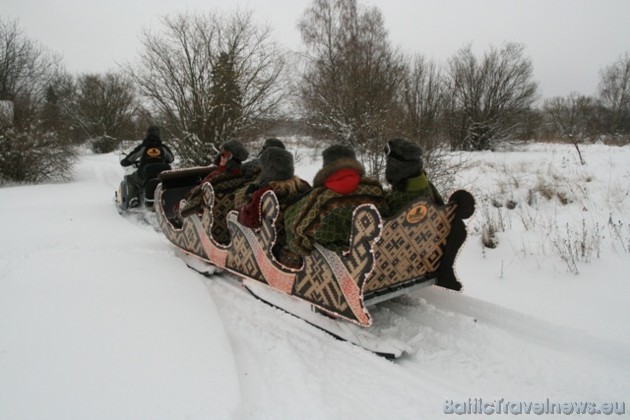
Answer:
196 266 629 402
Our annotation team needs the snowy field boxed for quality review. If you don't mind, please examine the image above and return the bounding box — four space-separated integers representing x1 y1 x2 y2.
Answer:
0 142 628 419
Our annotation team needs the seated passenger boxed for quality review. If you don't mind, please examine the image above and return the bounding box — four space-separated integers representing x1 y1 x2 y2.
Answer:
284 144 387 255
179 139 255 244
237 147 311 268
234 138 286 209
383 138 443 215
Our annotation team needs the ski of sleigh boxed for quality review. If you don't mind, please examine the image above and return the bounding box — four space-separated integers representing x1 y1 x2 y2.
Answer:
154 167 474 329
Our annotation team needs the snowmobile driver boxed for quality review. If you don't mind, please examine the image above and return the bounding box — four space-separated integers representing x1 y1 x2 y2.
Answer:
120 125 174 206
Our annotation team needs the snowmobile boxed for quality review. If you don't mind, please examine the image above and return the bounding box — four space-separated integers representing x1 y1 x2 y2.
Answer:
154 166 474 358
115 148 172 213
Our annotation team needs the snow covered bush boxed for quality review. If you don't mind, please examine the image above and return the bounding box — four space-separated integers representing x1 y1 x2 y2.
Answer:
0 124 76 184
89 135 119 154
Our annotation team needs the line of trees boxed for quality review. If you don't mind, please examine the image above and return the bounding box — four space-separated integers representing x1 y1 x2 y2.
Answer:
542 54 630 164
295 0 628 175
1 0 629 184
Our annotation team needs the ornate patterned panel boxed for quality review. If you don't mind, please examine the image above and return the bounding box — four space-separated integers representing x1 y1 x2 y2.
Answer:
365 199 457 293
259 192 280 259
344 204 382 286
155 185 205 258
225 219 265 281
291 204 381 325
293 255 353 318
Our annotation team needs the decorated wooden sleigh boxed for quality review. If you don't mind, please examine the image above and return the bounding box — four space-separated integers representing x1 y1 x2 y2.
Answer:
154 167 475 330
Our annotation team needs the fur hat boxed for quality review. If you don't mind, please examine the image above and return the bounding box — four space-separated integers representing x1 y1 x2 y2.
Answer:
259 146 294 185
220 139 249 162
262 138 285 151
322 144 356 167
384 138 424 186
146 125 161 138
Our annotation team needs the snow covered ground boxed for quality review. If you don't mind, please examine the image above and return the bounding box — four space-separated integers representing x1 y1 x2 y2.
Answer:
1 142 628 419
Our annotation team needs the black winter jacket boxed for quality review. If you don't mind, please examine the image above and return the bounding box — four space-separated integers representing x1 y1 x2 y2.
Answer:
121 134 174 168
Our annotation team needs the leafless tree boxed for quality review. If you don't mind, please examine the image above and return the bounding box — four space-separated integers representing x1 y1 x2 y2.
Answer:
0 18 75 183
544 93 597 164
397 55 445 144
0 18 61 127
444 43 538 151
39 72 76 142
392 54 461 191
298 0 406 176
64 72 138 152
127 11 286 166
598 52 630 140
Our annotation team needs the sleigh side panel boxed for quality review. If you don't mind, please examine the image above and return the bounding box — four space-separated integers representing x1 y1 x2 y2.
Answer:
366 197 460 294
155 184 206 258
291 204 381 325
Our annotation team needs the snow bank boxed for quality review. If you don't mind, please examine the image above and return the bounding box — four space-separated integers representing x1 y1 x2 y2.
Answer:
0 153 240 420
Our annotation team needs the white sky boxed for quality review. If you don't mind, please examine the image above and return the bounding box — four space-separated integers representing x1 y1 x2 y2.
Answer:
3 0 630 99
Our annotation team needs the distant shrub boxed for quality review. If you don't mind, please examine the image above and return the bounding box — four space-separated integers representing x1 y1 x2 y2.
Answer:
0 125 76 184
90 135 119 154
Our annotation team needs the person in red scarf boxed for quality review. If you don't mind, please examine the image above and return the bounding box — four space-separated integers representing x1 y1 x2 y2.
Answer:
284 144 388 255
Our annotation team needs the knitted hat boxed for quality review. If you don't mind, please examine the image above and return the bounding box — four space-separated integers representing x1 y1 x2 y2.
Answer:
259 146 294 185
322 144 356 167
384 138 424 186
220 139 249 162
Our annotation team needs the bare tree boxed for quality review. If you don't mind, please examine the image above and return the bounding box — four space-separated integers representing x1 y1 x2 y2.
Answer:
0 18 75 184
127 11 286 166
40 72 76 142
397 55 445 144
0 18 61 127
298 0 406 176
598 52 630 140
444 43 538 151
543 93 596 164
64 72 138 152
393 55 461 192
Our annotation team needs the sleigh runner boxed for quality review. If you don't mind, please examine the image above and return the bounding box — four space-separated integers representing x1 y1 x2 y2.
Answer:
154 167 474 329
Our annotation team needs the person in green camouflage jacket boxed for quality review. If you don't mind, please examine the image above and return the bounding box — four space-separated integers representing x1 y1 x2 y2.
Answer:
383 138 443 216
284 145 387 256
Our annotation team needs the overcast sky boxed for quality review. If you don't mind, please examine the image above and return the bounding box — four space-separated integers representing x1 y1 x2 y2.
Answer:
3 0 630 99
